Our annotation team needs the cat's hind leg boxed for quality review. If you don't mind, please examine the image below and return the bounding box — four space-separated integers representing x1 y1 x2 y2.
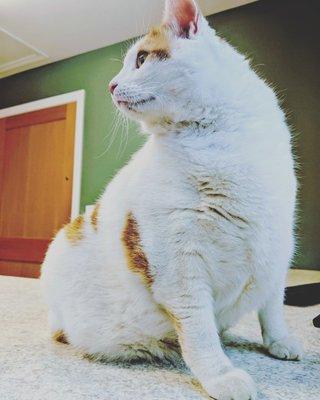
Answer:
48 310 69 344
258 282 303 361
52 330 69 344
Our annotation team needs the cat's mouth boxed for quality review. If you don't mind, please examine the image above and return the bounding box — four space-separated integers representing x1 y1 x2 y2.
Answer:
117 96 156 111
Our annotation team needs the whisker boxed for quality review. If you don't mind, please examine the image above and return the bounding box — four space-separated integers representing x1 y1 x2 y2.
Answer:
96 109 123 159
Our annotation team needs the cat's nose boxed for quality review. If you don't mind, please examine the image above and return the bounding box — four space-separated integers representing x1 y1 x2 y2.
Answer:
109 82 118 94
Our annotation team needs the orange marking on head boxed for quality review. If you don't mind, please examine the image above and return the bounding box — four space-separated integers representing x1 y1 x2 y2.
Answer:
139 25 171 60
65 215 84 244
91 203 100 231
122 212 153 288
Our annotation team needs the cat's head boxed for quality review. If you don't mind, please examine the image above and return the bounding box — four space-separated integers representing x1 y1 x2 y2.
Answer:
109 0 247 130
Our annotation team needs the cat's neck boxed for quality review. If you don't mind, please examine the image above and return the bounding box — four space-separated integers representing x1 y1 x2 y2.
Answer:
142 96 287 162
141 102 226 136
143 119 215 136
142 89 284 143
142 101 252 139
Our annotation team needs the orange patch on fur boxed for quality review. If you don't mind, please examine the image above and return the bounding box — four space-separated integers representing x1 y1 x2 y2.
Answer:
53 330 69 344
65 215 84 243
163 308 182 334
243 275 255 294
91 203 100 230
161 306 185 351
139 25 171 60
122 212 153 287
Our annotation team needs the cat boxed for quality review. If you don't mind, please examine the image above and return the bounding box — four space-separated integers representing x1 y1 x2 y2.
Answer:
41 1 303 399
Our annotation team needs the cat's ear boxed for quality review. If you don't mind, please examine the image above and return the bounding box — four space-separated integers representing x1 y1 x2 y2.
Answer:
163 0 201 38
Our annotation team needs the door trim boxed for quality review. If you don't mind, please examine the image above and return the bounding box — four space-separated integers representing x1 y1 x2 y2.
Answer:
0 90 85 219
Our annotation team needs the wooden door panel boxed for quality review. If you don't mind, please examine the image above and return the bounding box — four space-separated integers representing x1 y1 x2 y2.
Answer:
1 126 31 237
0 102 77 278
0 238 51 263
0 261 41 279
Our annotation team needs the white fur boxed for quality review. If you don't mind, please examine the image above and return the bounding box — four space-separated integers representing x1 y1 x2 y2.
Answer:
41 1 302 399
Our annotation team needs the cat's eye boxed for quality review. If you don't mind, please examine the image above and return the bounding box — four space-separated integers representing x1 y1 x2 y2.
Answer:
136 51 149 69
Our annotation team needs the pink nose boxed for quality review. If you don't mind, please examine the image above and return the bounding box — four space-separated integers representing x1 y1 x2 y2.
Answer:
109 82 118 94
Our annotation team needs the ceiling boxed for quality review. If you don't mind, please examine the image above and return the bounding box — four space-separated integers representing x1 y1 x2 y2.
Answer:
0 0 257 78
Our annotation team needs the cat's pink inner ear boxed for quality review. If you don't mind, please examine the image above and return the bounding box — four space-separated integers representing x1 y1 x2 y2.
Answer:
164 0 200 38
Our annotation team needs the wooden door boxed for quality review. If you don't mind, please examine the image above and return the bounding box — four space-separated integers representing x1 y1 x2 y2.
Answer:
0 103 77 278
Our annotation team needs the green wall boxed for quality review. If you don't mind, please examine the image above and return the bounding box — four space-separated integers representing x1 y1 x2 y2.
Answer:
1 0 319 269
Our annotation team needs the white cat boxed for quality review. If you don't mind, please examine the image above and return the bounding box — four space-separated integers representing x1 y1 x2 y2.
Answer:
41 1 302 399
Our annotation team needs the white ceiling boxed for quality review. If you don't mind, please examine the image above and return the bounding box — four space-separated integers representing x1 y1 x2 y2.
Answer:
0 0 257 78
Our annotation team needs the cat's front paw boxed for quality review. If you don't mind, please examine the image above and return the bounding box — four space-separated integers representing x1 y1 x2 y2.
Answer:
205 368 257 400
267 336 303 361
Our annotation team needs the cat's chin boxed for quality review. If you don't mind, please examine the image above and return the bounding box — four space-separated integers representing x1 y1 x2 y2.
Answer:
115 96 156 117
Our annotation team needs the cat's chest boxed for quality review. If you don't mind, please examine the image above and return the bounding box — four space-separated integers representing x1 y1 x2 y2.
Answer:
194 173 249 219
166 164 260 224
133 140 278 254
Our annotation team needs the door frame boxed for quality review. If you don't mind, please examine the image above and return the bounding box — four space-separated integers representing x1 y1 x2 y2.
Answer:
0 90 85 219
